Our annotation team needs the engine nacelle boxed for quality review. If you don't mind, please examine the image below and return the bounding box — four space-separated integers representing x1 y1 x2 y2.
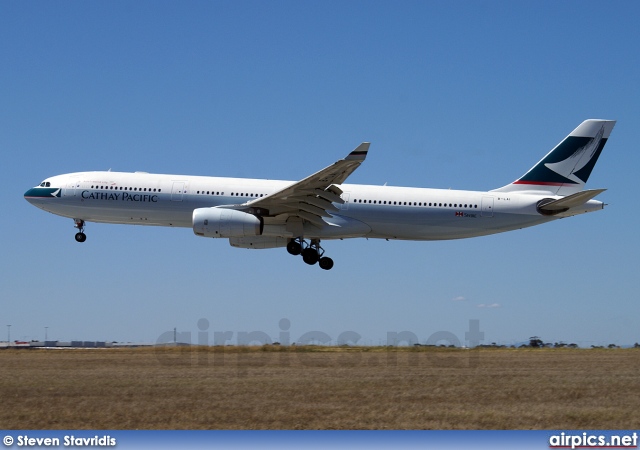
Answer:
193 208 263 238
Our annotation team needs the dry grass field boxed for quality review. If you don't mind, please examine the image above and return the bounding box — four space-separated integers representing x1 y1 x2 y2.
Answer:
0 346 638 429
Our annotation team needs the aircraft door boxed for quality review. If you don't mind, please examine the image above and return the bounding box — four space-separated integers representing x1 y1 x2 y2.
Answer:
481 197 494 217
64 178 80 197
171 182 186 201
339 192 350 211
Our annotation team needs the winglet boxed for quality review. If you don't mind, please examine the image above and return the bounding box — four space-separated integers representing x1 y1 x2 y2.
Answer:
345 142 370 161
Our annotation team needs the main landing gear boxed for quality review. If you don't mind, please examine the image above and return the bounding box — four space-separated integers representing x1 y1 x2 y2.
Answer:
286 238 334 270
74 219 87 243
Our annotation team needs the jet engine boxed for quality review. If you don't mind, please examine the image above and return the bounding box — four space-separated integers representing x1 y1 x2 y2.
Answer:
193 208 263 238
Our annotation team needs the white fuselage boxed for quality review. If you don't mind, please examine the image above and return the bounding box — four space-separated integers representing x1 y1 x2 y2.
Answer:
25 171 604 242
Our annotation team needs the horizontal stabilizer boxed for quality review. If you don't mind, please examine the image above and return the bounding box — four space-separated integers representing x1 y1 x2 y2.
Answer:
538 189 606 213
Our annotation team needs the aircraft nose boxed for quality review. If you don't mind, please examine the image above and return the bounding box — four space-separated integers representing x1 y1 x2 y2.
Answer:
24 188 38 198
24 186 62 204
24 187 40 204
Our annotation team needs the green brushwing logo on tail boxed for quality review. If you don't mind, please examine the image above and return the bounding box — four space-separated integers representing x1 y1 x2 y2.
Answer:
515 125 606 187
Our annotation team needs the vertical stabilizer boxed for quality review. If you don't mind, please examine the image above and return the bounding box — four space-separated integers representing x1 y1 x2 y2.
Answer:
492 119 616 196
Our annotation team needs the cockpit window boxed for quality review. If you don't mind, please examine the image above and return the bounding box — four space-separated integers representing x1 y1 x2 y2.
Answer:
39 182 51 187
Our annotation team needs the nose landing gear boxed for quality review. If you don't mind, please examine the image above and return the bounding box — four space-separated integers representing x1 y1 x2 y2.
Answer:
74 219 86 243
287 238 334 270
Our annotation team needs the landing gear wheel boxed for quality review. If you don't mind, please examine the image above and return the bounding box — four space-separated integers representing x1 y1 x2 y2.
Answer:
286 240 302 256
291 238 333 269
73 219 86 243
302 247 319 265
318 257 334 270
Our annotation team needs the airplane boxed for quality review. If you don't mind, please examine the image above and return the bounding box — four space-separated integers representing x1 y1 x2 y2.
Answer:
24 119 615 270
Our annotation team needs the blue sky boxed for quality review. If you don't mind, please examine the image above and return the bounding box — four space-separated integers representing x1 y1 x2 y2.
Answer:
2 1 639 347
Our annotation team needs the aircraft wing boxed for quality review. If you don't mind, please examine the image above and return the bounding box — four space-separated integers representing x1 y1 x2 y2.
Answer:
226 143 369 227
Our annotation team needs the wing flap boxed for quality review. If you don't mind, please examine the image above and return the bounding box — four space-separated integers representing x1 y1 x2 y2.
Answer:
302 195 340 212
296 210 327 227
314 188 344 204
297 202 333 218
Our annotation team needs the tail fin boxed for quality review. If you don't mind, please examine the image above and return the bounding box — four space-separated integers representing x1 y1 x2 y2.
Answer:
492 119 616 196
